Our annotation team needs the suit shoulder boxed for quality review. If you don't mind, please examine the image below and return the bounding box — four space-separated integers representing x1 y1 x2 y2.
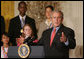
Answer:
63 26 74 33
26 16 35 22
10 16 19 22
43 28 52 33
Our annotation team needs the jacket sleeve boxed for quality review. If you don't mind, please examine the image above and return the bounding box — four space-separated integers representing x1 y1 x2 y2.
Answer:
38 31 46 45
68 30 76 49
8 19 16 45
1 16 5 35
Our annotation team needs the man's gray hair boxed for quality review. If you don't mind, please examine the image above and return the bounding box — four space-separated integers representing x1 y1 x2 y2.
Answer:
51 10 64 19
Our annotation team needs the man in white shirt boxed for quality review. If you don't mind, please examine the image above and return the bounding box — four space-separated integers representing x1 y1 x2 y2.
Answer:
8 1 37 46
38 5 54 40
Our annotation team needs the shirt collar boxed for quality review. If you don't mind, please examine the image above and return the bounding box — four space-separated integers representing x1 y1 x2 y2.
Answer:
25 35 29 39
19 15 26 21
45 19 52 26
53 26 60 33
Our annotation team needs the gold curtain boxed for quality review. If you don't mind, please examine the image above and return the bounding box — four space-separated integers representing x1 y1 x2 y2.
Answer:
1 1 14 32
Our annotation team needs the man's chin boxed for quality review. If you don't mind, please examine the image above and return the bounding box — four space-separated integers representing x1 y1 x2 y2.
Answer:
54 25 60 27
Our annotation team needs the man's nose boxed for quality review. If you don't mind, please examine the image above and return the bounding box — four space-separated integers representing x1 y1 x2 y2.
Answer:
22 7 25 10
55 18 58 21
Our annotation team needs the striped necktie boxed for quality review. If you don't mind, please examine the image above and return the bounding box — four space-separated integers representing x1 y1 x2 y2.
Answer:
22 17 25 28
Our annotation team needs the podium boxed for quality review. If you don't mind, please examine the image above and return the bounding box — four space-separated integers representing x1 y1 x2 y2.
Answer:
8 46 45 58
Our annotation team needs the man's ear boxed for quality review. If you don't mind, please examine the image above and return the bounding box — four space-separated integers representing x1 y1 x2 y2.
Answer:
25 7 27 12
62 19 63 22
18 7 19 10
26 7 27 10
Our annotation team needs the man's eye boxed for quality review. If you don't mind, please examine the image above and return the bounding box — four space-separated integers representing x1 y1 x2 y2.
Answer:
58 17 61 18
26 29 28 31
54 17 56 19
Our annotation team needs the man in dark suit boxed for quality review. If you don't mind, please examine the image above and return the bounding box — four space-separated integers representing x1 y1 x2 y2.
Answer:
1 16 5 35
8 2 37 46
1 16 5 46
38 10 76 58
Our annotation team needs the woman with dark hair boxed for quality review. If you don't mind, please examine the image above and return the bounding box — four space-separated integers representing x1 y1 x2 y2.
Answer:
16 24 38 46
1 32 10 58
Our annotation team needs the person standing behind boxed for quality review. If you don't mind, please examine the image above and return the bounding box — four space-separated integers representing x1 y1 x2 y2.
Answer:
1 16 5 46
8 1 37 46
38 5 54 40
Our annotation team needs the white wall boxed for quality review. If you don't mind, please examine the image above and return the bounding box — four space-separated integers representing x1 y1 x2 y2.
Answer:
60 1 83 46
60 1 83 58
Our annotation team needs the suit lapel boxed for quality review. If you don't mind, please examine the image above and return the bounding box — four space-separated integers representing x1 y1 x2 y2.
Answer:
25 16 27 23
49 28 53 39
17 16 22 29
25 16 30 24
48 28 53 46
55 24 64 36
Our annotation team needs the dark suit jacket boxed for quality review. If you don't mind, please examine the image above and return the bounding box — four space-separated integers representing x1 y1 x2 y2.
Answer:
1 16 5 46
8 15 37 46
1 16 5 35
38 24 76 58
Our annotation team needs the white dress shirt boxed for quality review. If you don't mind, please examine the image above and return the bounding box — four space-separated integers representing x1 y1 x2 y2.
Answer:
19 15 26 28
45 19 52 29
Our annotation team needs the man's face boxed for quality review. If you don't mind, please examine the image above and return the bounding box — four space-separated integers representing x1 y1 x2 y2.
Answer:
18 3 27 15
45 8 52 19
52 12 63 27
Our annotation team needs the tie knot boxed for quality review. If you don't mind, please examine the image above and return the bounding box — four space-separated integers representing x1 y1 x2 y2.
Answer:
53 28 56 31
22 17 24 20
22 17 25 23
